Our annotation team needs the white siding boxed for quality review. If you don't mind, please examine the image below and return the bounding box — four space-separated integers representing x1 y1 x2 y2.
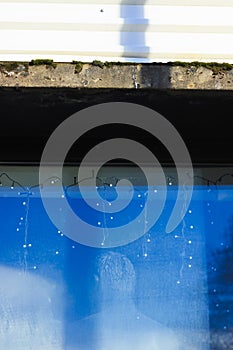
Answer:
0 0 233 62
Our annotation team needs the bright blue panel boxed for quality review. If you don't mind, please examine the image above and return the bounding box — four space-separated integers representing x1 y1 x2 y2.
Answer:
0 185 232 349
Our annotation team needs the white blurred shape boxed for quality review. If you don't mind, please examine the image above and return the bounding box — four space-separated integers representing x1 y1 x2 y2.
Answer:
0 266 63 350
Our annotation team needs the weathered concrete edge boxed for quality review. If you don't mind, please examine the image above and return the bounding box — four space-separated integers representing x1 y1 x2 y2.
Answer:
1 61 233 90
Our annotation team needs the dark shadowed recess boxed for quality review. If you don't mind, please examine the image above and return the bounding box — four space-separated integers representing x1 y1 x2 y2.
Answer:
0 87 232 165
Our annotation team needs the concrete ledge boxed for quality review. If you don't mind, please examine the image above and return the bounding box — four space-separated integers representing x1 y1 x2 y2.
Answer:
1 61 233 89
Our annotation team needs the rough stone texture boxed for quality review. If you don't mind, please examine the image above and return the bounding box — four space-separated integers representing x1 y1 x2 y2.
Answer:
1 62 233 89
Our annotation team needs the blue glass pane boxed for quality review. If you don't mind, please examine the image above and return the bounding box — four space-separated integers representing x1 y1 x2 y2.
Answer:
0 185 232 349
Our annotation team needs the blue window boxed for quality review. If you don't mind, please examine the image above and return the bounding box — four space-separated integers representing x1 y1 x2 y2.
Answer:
0 167 232 349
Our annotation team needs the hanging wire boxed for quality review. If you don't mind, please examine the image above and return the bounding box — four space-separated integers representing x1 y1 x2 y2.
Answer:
65 174 109 193
0 171 233 197
215 173 233 185
0 172 27 192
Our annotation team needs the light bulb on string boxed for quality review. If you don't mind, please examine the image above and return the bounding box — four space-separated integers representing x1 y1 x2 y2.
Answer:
167 176 173 186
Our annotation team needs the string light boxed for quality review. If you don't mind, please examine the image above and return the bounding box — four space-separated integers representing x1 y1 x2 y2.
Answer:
215 173 233 185
188 172 233 187
0 170 232 197
0 172 27 192
167 176 176 186
0 170 232 273
65 174 119 193
191 175 216 187
0 168 231 333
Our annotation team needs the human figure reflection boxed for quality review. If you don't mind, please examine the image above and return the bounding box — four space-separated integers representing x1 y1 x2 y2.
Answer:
67 252 183 350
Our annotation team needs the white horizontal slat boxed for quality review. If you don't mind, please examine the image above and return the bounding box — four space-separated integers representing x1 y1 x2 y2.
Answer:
2 30 233 52
0 1 233 63
1 4 233 26
1 0 233 6
1 23 233 34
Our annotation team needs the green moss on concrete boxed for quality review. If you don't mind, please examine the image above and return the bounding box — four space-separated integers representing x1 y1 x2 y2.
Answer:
171 61 233 74
72 60 129 72
72 61 84 74
29 59 57 68
89 60 233 73
92 60 134 69
92 60 105 69
103 61 133 67
0 62 29 72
